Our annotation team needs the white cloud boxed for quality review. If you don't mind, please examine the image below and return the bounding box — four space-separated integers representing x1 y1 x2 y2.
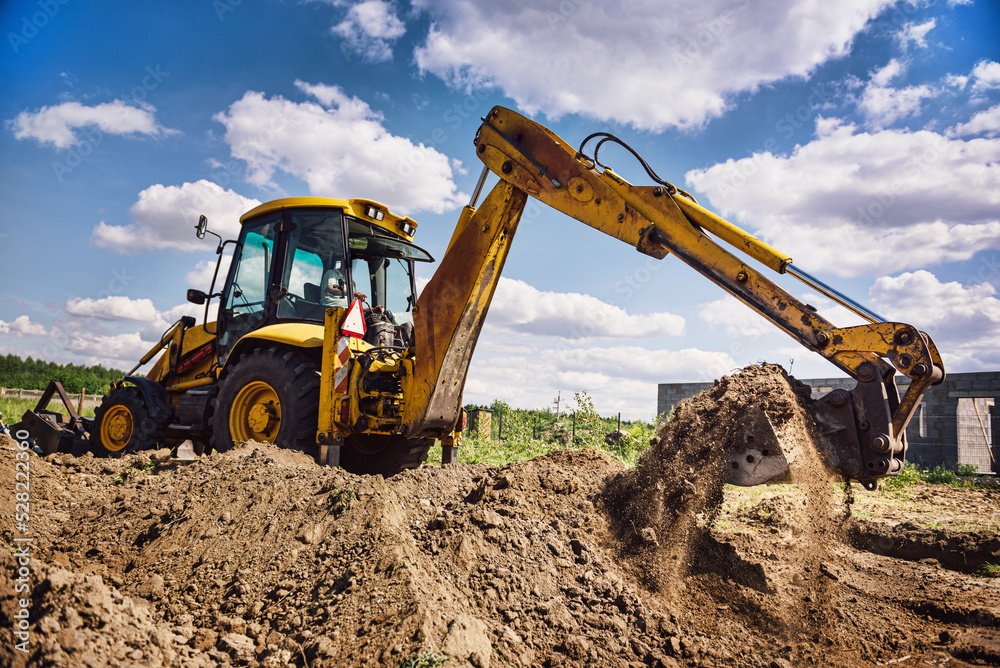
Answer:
485 278 685 340
895 19 935 50
948 104 1000 138
698 295 771 339
684 119 1000 277
412 0 894 131
92 180 260 253
944 73 968 90
971 60 1000 93
869 270 1000 369
137 302 214 340
62 330 152 368
870 58 904 88
858 59 935 128
8 100 174 149
185 255 233 291
332 0 406 62
0 315 47 338
214 83 466 215
464 337 736 416
64 296 159 321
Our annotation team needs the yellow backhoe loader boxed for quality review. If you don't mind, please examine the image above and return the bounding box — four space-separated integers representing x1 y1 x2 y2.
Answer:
19 106 944 488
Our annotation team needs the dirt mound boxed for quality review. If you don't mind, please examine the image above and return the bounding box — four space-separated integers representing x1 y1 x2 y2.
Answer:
604 364 828 576
2 364 999 668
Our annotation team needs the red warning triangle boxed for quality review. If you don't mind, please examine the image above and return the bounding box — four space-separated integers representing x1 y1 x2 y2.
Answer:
340 298 367 338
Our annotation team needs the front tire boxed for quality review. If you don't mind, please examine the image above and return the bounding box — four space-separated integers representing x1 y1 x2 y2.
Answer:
211 348 320 454
93 387 162 457
341 434 432 476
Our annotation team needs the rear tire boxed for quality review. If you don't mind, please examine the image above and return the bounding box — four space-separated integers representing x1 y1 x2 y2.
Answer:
92 387 162 457
211 348 320 454
341 434 432 476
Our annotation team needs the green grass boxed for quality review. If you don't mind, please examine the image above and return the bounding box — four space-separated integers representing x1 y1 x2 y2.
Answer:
449 396 660 467
427 401 660 469
1 396 98 424
399 652 451 668
880 461 995 493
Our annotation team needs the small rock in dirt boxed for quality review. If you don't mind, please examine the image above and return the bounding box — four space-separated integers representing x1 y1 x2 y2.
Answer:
442 615 493 668
135 573 165 600
191 627 218 650
562 634 590 660
219 632 256 663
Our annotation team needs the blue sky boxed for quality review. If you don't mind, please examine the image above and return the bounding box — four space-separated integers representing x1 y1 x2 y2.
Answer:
2 0 999 419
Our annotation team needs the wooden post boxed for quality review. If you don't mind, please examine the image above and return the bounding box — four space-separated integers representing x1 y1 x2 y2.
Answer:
78 388 86 416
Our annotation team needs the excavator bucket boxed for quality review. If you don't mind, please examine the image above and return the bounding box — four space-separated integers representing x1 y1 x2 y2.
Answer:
720 371 929 489
723 405 794 486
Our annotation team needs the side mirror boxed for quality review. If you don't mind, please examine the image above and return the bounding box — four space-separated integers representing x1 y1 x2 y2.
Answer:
186 289 208 305
195 215 208 239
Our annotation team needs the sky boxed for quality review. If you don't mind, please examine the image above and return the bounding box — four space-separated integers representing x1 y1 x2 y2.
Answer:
1 0 999 420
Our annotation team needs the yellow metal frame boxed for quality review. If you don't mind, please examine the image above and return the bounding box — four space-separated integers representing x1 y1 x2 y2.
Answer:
240 196 418 242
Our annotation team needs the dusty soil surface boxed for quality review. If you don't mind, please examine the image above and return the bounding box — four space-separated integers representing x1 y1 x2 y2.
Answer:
2 363 999 668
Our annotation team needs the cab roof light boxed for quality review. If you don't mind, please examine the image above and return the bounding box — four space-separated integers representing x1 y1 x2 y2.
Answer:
364 205 385 221
399 221 414 236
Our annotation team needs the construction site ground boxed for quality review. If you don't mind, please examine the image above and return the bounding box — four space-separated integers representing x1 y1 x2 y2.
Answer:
2 364 999 668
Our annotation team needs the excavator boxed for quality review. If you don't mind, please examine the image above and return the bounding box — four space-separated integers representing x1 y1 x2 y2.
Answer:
16 106 944 489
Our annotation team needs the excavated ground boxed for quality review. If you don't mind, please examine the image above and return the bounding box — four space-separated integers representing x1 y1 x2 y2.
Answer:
2 363 999 668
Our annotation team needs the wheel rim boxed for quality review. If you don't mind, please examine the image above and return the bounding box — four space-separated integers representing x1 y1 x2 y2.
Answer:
101 405 133 452
229 380 281 443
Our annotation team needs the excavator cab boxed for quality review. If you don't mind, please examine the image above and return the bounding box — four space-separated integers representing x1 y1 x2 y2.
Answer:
215 200 431 363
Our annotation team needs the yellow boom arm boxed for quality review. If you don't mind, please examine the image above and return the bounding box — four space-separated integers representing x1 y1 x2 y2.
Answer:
410 106 944 488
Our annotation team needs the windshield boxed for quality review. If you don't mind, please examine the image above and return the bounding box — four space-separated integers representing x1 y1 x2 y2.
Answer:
277 210 347 320
346 218 433 325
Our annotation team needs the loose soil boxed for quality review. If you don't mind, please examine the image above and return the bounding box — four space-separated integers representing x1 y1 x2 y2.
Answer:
2 363 998 668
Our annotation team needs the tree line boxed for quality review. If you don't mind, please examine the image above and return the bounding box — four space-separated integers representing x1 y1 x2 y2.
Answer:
0 354 126 394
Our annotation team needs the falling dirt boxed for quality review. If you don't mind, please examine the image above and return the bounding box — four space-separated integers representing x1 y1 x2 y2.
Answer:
2 363 999 668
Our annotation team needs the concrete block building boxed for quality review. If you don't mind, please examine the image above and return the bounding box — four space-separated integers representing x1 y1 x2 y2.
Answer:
657 371 999 473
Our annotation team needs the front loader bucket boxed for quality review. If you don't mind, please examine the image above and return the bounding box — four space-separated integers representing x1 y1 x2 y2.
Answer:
9 380 90 455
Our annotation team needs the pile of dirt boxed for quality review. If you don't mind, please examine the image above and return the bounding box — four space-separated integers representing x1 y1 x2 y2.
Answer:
2 363 999 668
604 365 832 569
